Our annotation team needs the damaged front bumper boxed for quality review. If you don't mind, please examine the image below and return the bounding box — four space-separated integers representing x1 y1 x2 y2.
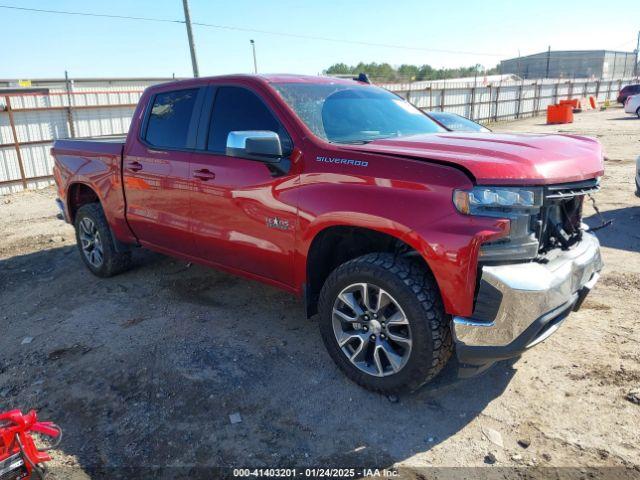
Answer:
453 232 603 365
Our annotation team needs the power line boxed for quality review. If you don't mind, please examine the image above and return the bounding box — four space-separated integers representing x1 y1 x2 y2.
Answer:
0 3 504 58
191 20 505 57
0 4 181 23
0 4 635 62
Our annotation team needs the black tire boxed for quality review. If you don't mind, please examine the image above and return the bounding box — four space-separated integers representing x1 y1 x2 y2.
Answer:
318 253 453 394
636 107 640 119
74 203 132 278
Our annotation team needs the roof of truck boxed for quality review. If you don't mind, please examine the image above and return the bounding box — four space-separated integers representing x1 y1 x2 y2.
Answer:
149 74 364 91
257 74 359 84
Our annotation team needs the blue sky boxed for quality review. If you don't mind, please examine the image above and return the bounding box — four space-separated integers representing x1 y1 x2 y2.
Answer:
1 0 639 79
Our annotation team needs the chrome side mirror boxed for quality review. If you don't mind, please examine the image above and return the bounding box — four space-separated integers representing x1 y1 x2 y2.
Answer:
226 131 283 162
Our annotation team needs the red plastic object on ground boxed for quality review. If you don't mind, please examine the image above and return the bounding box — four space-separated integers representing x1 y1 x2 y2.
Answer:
589 96 598 109
547 104 574 124
0 410 61 479
559 98 581 110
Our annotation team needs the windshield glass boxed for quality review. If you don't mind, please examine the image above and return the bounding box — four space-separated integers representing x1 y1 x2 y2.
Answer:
272 82 445 144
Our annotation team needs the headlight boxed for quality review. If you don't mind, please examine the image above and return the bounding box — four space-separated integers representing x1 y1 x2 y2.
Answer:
453 186 544 262
453 186 542 215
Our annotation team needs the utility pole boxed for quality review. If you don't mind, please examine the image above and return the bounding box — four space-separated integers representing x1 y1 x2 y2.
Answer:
635 30 640 78
64 70 76 138
182 0 199 77
545 45 551 78
250 39 258 74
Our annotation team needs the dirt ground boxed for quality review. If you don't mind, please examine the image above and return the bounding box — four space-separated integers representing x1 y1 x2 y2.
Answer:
0 106 639 479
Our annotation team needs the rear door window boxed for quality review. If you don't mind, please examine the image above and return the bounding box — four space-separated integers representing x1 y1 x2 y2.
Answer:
145 88 199 149
207 86 291 154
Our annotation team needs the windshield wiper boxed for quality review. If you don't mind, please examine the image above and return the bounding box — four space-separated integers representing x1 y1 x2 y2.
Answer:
367 132 401 141
329 139 372 145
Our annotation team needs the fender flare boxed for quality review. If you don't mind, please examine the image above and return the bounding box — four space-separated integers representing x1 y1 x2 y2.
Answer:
297 212 445 315
66 181 131 254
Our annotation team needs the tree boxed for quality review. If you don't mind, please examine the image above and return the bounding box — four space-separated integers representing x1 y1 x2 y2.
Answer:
325 63 352 75
323 62 500 82
397 64 420 81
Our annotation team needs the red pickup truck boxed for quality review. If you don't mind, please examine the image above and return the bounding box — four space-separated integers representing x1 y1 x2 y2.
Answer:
53 74 604 393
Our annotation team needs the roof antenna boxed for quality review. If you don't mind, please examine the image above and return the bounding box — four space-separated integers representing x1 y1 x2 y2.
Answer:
353 72 371 84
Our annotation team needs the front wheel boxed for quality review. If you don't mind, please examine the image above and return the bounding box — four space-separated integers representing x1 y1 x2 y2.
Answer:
318 253 452 394
636 107 640 119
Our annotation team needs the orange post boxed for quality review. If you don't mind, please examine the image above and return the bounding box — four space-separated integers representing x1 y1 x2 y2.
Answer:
547 104 574 124
559 99 580 110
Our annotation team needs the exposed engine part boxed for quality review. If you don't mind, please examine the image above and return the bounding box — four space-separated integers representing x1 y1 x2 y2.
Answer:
586 194 613 232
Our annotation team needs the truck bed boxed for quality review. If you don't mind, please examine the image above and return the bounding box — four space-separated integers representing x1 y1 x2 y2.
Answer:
52 135 126 158
52 134 132 244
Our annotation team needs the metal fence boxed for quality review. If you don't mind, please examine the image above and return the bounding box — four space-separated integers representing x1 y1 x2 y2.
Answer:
0 77 171 195
0 78 171 195
0 90 144 195
1 76 638 195
384 77 639 123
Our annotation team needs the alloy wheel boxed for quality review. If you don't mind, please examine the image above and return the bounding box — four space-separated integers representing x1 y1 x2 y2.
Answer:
332 282 412 377
79 217 104 268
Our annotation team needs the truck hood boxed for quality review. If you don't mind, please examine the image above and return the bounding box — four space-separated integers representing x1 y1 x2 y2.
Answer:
345 132 604 185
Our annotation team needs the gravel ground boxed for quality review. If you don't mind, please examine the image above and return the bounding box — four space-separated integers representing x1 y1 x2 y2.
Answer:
0 106 639 479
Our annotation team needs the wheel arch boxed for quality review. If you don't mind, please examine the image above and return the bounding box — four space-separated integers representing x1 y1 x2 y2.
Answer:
68 183 131 253
66 182 101 223
302 219 442 318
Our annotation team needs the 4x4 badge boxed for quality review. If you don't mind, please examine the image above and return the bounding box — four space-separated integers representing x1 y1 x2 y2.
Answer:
266 217 290 230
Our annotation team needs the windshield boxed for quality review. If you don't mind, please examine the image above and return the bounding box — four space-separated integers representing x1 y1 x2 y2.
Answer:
272 82 445 144
428 111 490 132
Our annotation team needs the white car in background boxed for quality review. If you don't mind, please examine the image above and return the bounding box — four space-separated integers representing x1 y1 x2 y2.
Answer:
624 94 640 117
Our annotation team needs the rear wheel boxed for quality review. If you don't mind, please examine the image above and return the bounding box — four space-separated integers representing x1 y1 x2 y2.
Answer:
74 203 132 277
318 253 452 394
636 107 640 119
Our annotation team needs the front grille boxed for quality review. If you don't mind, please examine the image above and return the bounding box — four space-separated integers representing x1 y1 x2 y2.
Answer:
537 179 599 254
544 178 600 199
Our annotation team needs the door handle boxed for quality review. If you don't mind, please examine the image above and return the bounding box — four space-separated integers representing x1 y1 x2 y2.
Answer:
127 161 143 172
193 168 216 181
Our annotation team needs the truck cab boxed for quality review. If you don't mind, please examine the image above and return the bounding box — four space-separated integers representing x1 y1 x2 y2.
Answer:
53 74 604 393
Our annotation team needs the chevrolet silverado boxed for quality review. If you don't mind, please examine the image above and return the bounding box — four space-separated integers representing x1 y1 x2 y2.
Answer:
52 74 604 393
